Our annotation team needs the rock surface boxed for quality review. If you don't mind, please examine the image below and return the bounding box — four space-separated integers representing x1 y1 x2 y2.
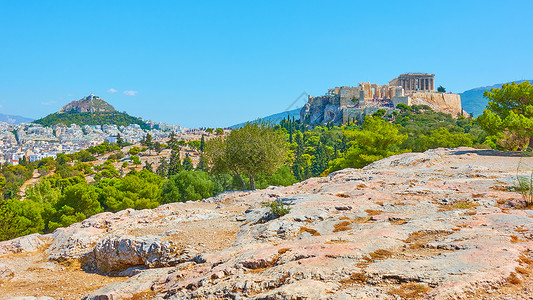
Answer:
58 94 116 114
80 235 183 274
0 233 48 256
2 147 533 299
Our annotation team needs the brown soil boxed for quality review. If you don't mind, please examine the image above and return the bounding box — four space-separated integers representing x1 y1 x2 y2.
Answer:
0 250 126 299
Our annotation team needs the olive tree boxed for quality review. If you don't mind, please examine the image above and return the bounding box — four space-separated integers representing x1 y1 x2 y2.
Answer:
204 122 288 190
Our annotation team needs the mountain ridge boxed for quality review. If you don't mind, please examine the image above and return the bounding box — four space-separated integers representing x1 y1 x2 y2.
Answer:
459 79 533 117
0 113 33 124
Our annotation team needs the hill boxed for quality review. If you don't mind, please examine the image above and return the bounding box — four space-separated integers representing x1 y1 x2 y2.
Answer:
1 148 532 299
59 94 116 113
34 111 149 129
230 107 301 129
0 113 33 124
460 80 533 117
33 95 149 129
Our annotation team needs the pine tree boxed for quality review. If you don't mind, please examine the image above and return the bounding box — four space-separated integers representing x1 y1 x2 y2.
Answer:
168 132 178 149
200 135 205 152
182 153 194 171
156 157 169 178
167 147 182 177
143 161 153 172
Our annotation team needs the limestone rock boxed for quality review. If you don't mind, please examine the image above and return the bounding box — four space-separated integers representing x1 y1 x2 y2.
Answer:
0 233 47 256
82 268 171 300
80 235 182 274
2 148 533 299
0 263 15 282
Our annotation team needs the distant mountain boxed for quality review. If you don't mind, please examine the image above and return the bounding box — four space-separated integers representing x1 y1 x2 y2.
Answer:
34 95 149 129
230 108 301 129
0 113 33 124
460 80 533 117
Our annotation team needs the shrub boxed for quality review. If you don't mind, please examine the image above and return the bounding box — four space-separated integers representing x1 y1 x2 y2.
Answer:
516 172 533 206
262 199 292 218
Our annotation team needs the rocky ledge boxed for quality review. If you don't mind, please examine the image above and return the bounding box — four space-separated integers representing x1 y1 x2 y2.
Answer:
1 148 533 299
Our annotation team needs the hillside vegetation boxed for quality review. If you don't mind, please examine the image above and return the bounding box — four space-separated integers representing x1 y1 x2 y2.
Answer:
33 111 149 129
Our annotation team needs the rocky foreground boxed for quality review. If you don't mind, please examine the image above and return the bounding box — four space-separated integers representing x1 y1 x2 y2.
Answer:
1 148 533 299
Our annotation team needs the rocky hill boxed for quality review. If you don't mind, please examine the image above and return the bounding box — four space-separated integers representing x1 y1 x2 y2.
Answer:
58 94 116 114
1 148 533 299
33 95 149 129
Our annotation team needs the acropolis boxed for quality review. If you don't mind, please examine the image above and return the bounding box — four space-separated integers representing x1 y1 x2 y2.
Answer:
300 73 464 125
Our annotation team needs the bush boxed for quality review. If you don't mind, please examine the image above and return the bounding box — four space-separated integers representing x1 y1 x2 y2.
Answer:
262 199 292 218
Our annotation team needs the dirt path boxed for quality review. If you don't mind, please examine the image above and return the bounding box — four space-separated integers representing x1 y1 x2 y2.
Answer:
18 170 42 199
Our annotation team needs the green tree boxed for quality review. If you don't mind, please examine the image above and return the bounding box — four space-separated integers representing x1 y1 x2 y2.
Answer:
437 85 446 93
167 147 182 177
478 81 533 150
131 155 141 165
329 116 407 172
204 122 289 190
156 157 169 178
182 153 194 171
161 170 215 203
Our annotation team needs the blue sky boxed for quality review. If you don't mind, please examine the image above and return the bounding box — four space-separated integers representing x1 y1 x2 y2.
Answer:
1 1 532 128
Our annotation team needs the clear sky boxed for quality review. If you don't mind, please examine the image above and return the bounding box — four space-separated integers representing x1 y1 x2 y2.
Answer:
1 0 532 128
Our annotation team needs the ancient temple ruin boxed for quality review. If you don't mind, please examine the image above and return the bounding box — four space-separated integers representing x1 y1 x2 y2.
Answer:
300 73 463 125
389 73 435 92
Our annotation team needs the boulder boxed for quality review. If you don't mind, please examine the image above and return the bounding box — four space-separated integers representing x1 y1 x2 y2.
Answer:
0 233 47 256
80 235 182 274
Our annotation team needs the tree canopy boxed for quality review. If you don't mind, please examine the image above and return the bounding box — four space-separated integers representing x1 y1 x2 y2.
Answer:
478 81 533 150
204 122 289 190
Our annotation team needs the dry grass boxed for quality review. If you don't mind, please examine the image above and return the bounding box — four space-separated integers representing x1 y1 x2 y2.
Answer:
516 266 530 274
508 272 522 284
515 226 529 233
131 290 158 300
453 202 479 209
299 226 321 236
510 235 526 243
365 209 383 216
352 217 372 223
339 216 351 220
333 221 352 232
369 249 394 260
246 249 291 274
389 219 408 225
404 230 452 249
277 248 291 255
496 199 507 205
336 193 350 198
519 254 533 265
388 282 431 299
340 272 367 284
324 239 350 244
491 185 508 191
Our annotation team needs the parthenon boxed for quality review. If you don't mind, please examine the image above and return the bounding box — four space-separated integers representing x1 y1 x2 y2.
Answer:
301 72 464 126
389 73 435 92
